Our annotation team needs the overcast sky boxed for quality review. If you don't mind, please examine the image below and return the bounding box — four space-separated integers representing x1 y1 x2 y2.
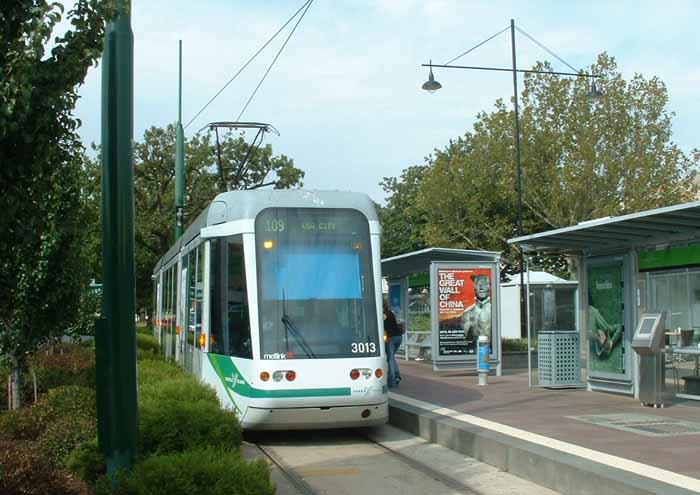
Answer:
73 0 700 204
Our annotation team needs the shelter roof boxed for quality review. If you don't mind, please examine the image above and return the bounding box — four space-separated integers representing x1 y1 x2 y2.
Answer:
508 201 700 255
501 271 577 287
381 247 500 279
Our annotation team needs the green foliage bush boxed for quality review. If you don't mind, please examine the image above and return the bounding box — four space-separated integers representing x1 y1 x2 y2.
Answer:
138 396 241 457
0 386 96 441
136 333 160 359
0 440 89 495
137 358 181 386
136 326 153 336
65 438 105 483
139 375 218 404
39 415 97 467
99 447 274 495
0 408 44 440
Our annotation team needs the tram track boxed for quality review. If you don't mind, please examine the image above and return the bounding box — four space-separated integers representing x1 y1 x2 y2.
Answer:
356 428 485 495
252 441 318 495
246 426 488 495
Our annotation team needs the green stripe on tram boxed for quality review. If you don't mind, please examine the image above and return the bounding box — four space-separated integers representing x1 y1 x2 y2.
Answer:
208 353 243 414
208 354 352 399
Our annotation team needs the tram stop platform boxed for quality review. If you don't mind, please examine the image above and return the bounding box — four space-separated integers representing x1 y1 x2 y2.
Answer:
388 360 700 495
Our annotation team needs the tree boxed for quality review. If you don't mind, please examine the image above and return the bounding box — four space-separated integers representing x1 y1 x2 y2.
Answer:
0 1 122 408
382 53 699 273
85 125 305 317
378 165 430 258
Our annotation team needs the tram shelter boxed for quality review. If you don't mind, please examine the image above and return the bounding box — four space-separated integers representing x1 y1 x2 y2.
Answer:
381 248 502 375
509 201 700 399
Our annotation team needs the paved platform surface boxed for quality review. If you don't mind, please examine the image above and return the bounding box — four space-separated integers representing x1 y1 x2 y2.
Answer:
391 360 700 491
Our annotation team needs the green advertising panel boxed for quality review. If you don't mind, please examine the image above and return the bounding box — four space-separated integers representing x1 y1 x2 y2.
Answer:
587 263 625 375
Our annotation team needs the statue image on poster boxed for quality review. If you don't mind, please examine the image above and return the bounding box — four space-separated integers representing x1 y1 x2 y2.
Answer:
437 268 492 356
462 274 492 349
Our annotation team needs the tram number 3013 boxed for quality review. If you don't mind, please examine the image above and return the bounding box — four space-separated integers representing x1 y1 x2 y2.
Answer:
351 342 376 353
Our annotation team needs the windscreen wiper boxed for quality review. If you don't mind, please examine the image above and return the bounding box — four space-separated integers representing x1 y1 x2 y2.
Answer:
281 289 316 359
281 314 316 359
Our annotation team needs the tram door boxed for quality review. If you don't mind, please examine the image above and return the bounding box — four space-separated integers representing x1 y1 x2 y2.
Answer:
177 260 187 365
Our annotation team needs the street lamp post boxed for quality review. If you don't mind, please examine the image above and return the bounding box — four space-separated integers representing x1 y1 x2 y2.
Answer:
422 19 602 338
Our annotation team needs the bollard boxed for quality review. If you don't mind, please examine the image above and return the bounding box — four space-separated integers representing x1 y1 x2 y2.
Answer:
477 335 490 386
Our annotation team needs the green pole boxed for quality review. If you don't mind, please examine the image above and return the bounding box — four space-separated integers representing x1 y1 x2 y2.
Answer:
175 40 184 239
96 0 138 475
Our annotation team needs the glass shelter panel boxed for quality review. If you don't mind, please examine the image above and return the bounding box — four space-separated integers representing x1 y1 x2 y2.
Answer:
648 268 700 397
256 208 378 360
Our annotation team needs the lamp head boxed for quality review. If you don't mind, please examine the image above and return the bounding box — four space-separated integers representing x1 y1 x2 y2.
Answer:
587 79 603 100
422 61 442 93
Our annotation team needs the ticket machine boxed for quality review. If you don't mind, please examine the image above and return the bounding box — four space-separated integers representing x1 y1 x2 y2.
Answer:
631 313 667 407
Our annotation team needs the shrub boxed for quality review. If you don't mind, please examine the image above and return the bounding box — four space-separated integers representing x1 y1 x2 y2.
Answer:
136 326 153 336
0 407 45 440
138 396 241 457
65 438 105 483
101 448 274 495
39 415 97 467
137 359 182 386
38 385 97 422
0 386 96 441
0 440 90 495
139 376 218 405
136 334 160 356
30 346 96 392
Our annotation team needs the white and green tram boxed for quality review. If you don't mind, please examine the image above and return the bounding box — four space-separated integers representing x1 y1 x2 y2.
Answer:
152 190 388 429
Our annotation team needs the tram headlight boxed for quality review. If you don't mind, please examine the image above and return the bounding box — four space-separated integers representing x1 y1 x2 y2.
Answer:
273 371 285 382
361 369 372 379
263 240 274 249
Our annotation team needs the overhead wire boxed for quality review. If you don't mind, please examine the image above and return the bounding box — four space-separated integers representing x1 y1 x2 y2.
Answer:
236 0 314 122
184 0 313 130
515 26 581 74
443 26 510 66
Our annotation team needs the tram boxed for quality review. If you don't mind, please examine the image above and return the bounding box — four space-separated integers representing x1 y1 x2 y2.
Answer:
152 189 388 429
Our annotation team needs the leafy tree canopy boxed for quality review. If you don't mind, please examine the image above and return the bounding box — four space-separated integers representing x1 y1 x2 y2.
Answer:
381 54 699 273
0 0 122 408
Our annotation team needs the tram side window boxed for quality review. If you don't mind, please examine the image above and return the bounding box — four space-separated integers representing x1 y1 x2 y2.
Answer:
210 236 252 358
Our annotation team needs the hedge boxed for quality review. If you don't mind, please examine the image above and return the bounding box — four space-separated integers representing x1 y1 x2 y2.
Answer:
97 447 274 495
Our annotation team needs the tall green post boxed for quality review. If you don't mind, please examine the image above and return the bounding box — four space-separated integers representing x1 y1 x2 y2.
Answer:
175 40 184 239
95 0 138 474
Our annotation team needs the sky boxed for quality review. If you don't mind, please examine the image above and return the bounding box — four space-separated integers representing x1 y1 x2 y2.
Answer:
72 0 700 204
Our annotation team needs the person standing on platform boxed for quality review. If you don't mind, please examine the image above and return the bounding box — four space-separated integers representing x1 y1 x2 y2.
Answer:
384 302 403 387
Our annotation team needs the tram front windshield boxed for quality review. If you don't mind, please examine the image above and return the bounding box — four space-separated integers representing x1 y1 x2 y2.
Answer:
256 208 379 359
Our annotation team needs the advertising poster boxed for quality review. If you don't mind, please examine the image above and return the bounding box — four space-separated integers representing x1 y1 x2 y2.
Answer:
437 268 492 356
587 263 625 375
